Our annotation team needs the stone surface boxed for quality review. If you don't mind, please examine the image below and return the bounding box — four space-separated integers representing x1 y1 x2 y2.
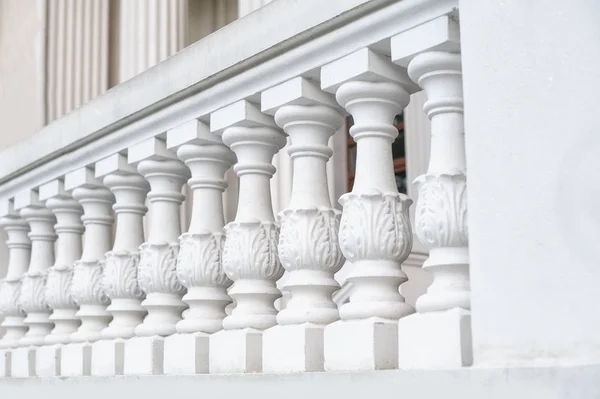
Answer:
91 339 125 376
209 329 263 373
0 349 10 377
263 324 325 373
124 336 164 375
11 346 35 377
35 344 61 377
324 319 398 371
60 342 91 376
164 333 210 375
398 308 472 368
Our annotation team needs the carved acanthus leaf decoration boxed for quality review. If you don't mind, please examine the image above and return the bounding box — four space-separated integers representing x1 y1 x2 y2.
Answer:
0 279 23 317
45 266 77 309
103 250 144 300
138 242 184 295
71 260 110 306
177 232 231 288
19 272 49 313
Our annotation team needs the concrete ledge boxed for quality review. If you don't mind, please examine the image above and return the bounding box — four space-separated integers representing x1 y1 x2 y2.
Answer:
0 366 599 398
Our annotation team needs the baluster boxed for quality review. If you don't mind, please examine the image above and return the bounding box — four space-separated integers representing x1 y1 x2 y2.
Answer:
209 100 286 373
320 48 417 371
35 180 84 377
91 153 149 376
391 17 471 367
260 77 345 372
124 137 190 376
0 200 31 377
163 120 236 375
61 167 114 377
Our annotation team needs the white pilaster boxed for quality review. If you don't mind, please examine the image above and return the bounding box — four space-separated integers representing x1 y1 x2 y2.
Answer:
118 0 188 83
320 48 416 371
261 77 345 373
391 16 471 368
39 180 83 345
209 100 286 373
0 201 31 350
14 190 57 347
123 138 189 376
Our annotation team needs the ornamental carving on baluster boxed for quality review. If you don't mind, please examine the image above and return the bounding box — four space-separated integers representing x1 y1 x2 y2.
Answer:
71 260 110 307
138 242 184 296
278 208 344 273
45 266 76 310
222 221 283 282
0 279 23 317
103 250 145 300
177 232 231 288
415 173 468 249
339 190 413 264
20 272 49 314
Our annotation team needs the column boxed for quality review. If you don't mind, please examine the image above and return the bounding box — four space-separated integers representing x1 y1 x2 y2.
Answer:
46 0 110 121
209 100 286 373
391 16 470 368
14 191 57 347
118 0 188 83
124 138 189 376
0 201 31 350
40 180 84 345
163 120 236 375
320 48 415 371
261 77 345 373
61 167 114 377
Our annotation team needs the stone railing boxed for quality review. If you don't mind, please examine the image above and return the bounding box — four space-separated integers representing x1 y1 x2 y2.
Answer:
0 0 468 379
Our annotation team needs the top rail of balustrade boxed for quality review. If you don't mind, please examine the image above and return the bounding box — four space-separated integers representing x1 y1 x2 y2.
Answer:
0 0 456 199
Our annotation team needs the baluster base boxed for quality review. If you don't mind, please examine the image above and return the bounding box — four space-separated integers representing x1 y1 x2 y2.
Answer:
209 328 263 373
11 346 35 377
91 339 125 376
0 349 10 377
35 344 61 377
164 333 209 375
123 336 164 375
398 308 472 368
263 324 325 373
324 318 399 371
60 343 92 376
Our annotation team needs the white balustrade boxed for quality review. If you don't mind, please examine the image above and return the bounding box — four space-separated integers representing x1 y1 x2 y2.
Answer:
320 48 416 371
61 167 114 376
163 120 236 374
391 16 470 368
209 100 286 373
124 137 190 375
260 77 345 373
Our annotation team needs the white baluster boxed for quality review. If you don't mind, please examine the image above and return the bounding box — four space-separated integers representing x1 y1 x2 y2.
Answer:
391 18 471 368
209 100 286 373
260 77 345 373
91 153 149 376
163 119 235 375
320 48 417 371
14 191 57 348
124 138 190 376
0 200 31 377
39 180 83 345
0 201 31 350
61 167 114 377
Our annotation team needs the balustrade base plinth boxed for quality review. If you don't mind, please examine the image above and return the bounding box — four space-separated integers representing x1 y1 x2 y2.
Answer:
398 308 472 368
124 336 164 375
11 346 35 377
0 349 10 377
209 328 263 373
263 324 325 373
324 318 399 371
35 344 61 377
60 343 92 376
91 339 125 376
164 333 209 375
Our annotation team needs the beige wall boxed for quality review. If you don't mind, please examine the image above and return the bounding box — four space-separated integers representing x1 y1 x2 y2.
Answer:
0 0 45 151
